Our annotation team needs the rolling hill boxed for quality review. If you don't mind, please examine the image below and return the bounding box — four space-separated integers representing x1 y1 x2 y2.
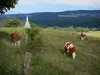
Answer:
1 10 100 27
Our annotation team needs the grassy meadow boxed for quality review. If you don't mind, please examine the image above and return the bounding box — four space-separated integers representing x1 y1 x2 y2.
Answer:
0 28 100 75
87 31 100 38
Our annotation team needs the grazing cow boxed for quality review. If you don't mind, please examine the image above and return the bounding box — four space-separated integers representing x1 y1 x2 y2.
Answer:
10 32 21 47
80 32 86 40
64 42 76 59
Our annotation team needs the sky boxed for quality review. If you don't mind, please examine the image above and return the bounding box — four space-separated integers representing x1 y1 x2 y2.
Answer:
6 0 100 14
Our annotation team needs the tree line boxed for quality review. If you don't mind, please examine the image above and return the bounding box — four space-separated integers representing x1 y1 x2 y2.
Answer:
0 18 100 32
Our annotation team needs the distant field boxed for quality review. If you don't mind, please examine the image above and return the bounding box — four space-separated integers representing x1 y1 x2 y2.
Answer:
0 28 100 75
87 31 100 38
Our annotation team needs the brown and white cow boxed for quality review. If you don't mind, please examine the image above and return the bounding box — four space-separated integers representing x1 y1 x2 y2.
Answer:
64 42 76 59
80 32 86 40
10 32 21 47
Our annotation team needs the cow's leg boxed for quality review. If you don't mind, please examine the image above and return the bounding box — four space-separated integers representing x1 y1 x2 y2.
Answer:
11 40 14 46
17 40 21 47
11 40 17 47
81 37 84 40
12 42 14 46
14 42 17 47
12 41 16 47
72 52 76 59
84 37 85 40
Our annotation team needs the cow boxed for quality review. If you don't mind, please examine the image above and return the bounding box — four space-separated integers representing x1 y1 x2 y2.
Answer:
10 32 21 47
80 32 86 40
64 42 76 59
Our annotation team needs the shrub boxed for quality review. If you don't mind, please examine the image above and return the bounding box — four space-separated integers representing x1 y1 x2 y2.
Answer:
75 27 89 32
92 28 97 31
2 18 22 27
26 25 43 55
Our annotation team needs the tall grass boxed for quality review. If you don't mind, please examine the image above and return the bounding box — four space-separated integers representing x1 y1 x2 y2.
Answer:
0 28 100 75
39 28 100 75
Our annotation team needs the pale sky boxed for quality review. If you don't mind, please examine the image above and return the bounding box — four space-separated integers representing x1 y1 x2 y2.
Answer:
6 0 100 14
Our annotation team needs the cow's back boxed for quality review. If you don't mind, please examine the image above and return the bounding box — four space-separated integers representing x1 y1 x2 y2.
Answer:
81 32 86 37
10 33 20 42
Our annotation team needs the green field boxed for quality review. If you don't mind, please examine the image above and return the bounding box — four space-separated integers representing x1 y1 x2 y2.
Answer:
0 28 100 75
87 31 100 38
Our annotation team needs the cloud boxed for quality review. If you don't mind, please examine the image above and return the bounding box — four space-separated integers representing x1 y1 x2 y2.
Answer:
18 0 100 6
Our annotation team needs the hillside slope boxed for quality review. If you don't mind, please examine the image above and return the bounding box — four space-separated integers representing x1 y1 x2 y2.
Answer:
0 28 100 75
1 10 100 27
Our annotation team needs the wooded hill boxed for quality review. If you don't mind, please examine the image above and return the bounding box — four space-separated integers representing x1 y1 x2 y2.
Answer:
1 10 100 28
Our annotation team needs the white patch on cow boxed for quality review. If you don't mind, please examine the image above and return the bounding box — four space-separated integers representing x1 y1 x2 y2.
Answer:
66 42 70 44
67 44 74 50
69 44 74 48
83 32 86 35
72 52 76 59
67 46 69 50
